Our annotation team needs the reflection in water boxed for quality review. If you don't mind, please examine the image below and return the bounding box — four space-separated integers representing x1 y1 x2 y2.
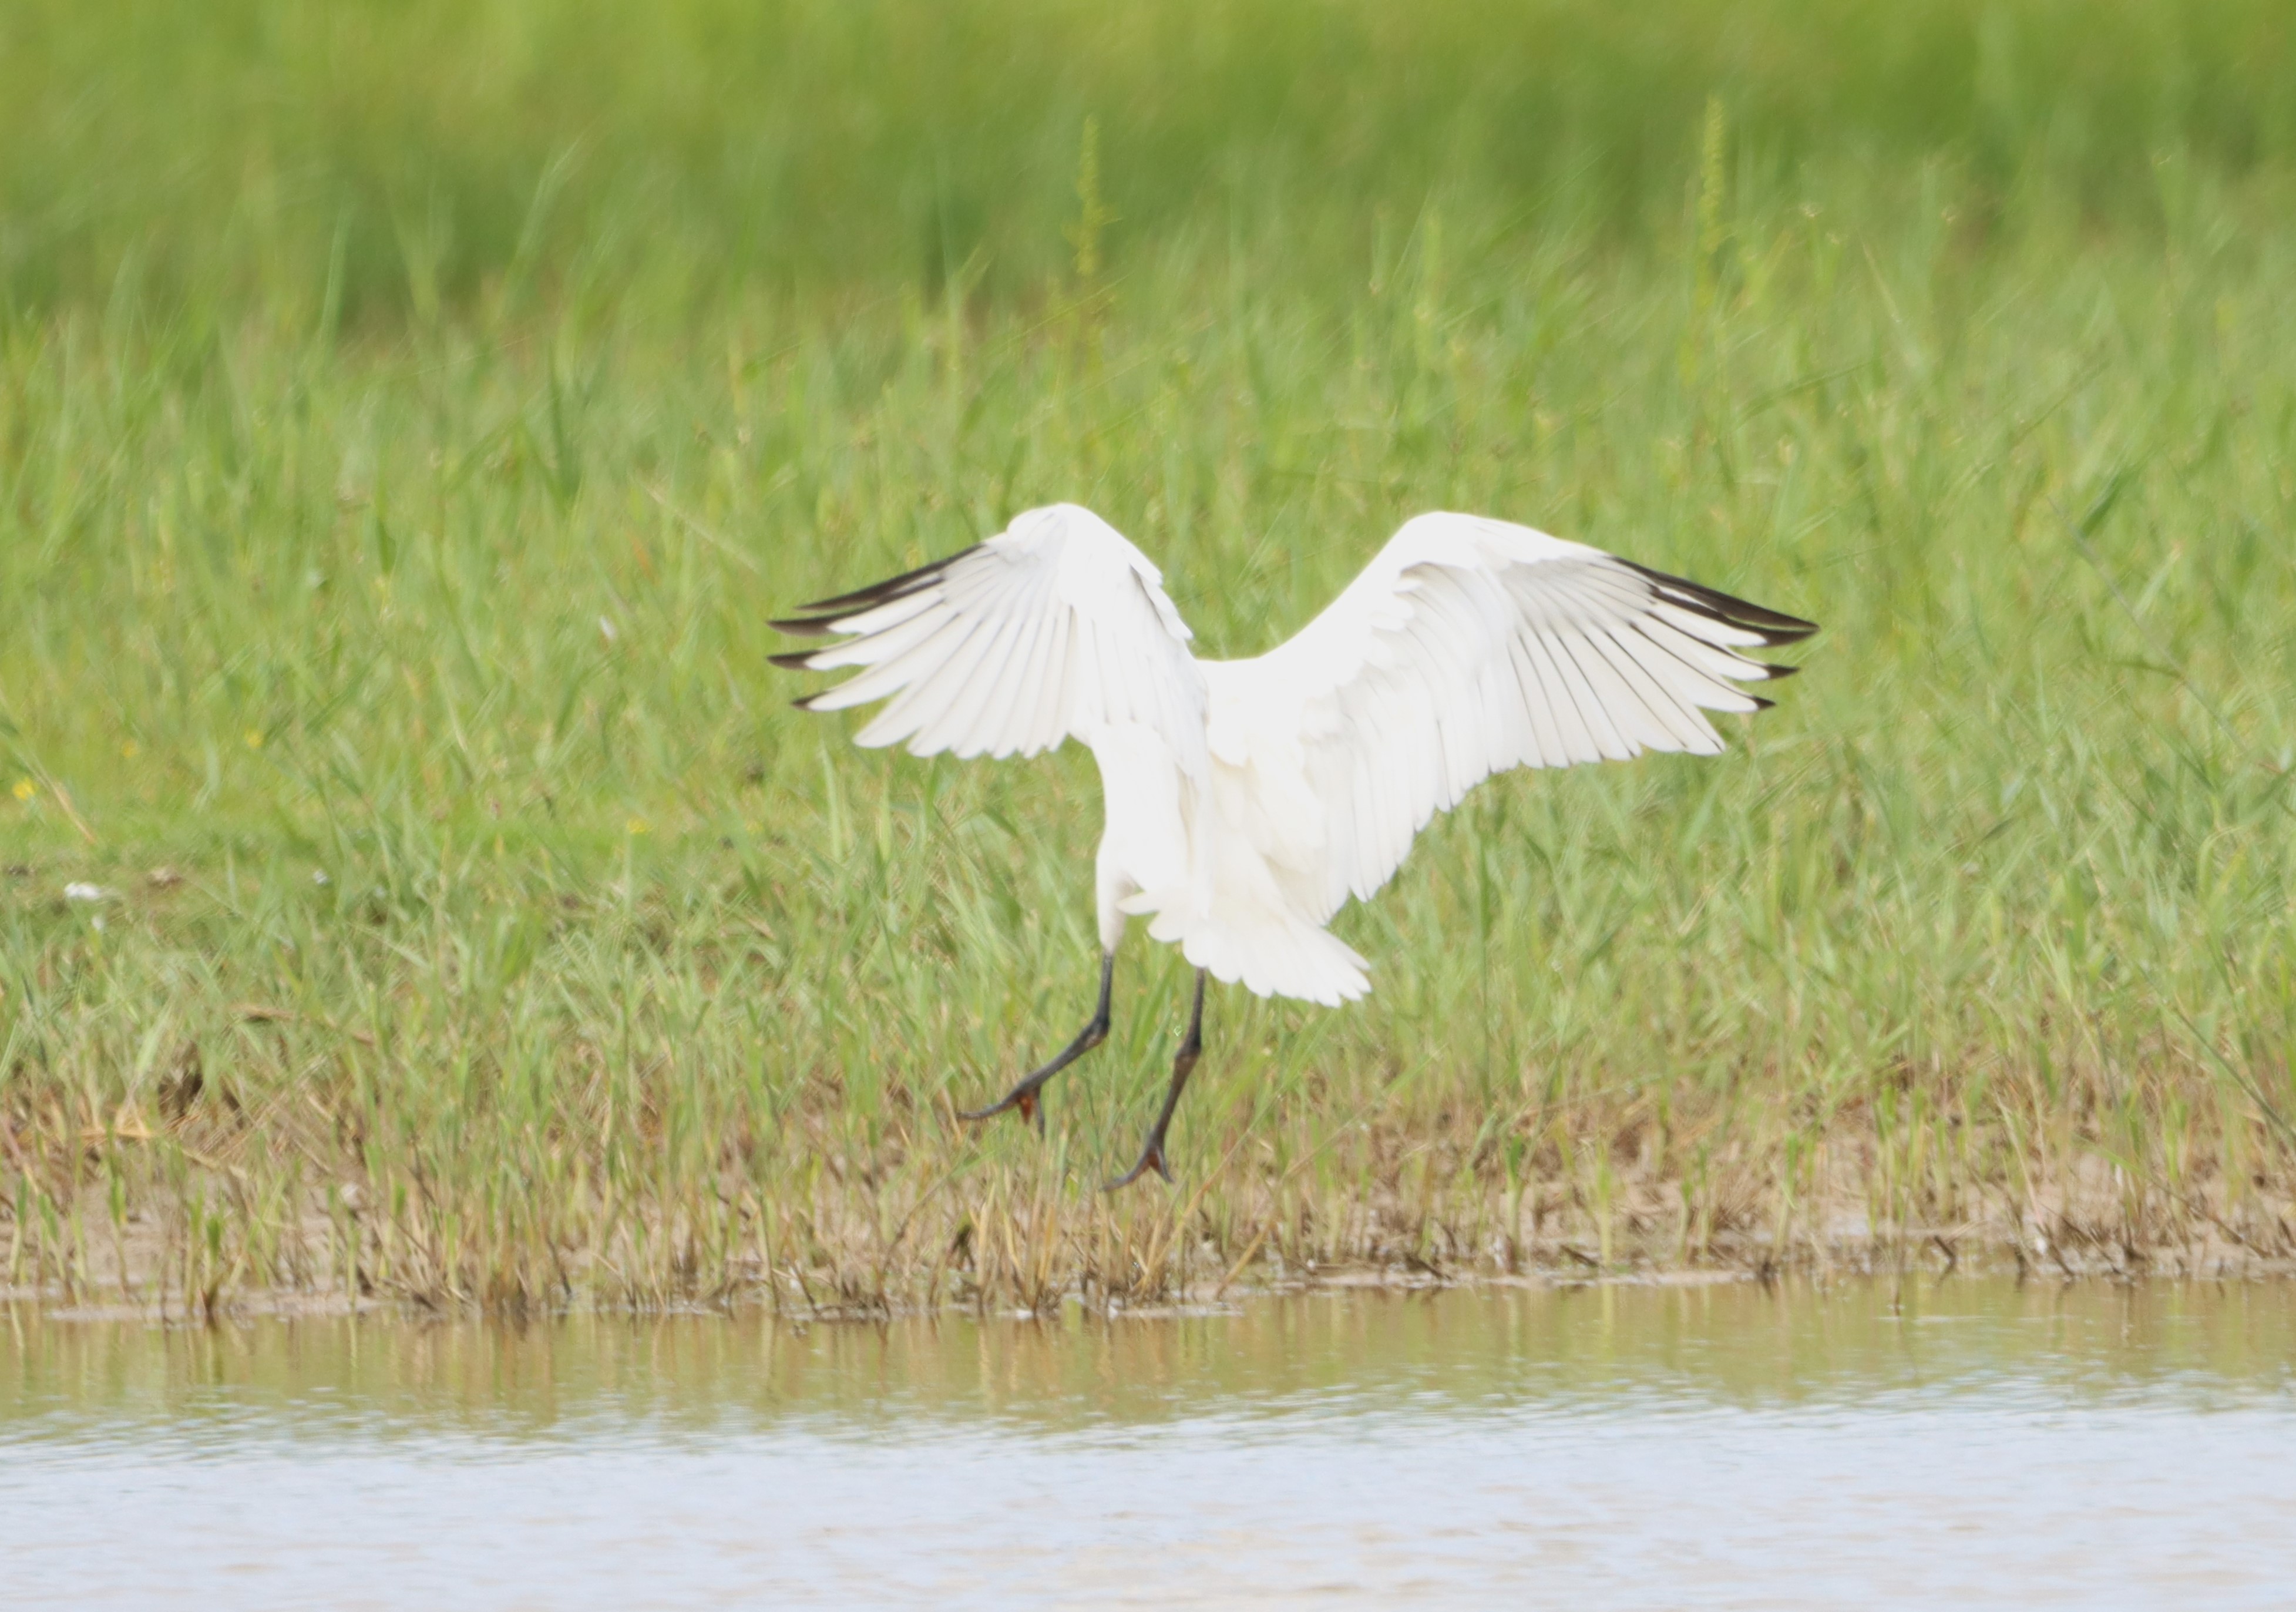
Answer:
5 1279 2294 1608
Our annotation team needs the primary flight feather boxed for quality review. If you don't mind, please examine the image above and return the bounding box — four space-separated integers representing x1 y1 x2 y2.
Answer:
774 505 1814 1184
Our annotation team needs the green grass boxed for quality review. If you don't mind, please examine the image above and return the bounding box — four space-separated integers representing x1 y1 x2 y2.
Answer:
5 0 2296 1312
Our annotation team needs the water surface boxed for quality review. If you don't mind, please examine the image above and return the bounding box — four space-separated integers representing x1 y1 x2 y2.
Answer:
5 1278 2293 1607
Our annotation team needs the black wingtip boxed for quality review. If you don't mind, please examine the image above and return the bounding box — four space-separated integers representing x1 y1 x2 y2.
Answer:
791 694 823 713
796 543 980 613
1747 693 1777 710
768 650 821 671
1625 560 1819 643
769 616 838 638
1755 661 1801 680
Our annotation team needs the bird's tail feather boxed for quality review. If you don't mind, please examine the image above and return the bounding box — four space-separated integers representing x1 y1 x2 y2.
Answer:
1137 901 1370 1007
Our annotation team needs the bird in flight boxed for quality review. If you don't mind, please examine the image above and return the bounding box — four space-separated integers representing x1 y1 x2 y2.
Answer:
774 505 1814 1187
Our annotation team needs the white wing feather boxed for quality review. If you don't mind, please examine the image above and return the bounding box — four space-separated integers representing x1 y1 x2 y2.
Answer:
1204 512 1814 922
773 503 1208 770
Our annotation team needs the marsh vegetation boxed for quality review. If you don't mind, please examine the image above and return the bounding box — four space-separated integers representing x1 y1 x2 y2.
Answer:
4 0 2295 1313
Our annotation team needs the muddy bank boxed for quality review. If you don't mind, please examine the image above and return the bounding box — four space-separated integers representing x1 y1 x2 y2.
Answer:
8 1114 2293 1322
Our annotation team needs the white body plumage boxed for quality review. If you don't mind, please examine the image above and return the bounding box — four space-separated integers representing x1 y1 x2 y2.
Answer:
774 504 1813 1006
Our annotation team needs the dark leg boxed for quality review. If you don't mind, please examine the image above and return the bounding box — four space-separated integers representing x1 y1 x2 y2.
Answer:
1107 969 1208 1190
959 953 1115 1131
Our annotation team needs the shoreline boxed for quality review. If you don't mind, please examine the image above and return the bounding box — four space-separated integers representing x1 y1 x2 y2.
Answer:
11 1074 2295 1324
11 1207 2292 1327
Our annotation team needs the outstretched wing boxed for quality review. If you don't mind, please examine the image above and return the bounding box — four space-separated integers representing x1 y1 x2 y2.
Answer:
772 503 1206 766
1211 512 1816 921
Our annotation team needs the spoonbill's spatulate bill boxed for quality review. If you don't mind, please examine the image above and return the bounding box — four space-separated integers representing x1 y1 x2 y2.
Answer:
774 505 1816 1186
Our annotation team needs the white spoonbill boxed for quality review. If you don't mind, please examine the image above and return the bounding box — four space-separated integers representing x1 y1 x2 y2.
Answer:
773 505 1814 1186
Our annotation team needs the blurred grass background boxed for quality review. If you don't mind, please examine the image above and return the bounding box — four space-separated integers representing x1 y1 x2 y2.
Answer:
5 0 2295 313
4 0 2296 1310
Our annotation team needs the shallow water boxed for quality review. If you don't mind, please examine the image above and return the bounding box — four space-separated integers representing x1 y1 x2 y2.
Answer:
5 1279 2294 1608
